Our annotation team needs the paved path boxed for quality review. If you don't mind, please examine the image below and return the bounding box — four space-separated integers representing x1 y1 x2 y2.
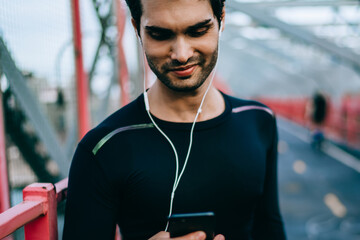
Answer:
277 117 360 240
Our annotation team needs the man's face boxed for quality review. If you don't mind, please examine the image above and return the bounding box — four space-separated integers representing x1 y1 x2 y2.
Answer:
139 0 222 92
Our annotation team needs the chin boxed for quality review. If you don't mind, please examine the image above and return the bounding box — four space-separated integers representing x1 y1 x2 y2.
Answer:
164 80 205 93
170 86 200 93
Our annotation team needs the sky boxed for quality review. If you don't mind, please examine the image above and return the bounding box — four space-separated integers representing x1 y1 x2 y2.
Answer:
0 0 138 90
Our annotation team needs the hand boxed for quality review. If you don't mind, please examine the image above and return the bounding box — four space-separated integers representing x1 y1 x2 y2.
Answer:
149 231 225 240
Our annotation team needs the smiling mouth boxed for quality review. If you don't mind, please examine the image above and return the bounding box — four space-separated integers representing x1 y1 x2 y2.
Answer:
169 65 197 77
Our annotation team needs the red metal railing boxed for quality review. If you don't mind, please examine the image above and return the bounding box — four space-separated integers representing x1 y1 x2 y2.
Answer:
0 178 122 240
259 95 360 149
0 178 68 240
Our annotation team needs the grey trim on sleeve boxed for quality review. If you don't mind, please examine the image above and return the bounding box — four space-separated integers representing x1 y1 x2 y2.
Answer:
232 106 274 116
92 123 154 155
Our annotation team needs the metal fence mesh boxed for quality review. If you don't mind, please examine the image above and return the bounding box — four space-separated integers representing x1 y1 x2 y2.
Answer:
0 0 77 189
0 1 93 239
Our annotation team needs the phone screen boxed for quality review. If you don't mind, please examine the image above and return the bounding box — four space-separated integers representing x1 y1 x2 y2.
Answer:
167 212 215 240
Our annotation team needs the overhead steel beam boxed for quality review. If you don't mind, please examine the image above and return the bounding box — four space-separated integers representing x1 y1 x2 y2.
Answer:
0 37 69 177
225 26 298 63
227 1 360 73
222 38 318 86
239 0 359 8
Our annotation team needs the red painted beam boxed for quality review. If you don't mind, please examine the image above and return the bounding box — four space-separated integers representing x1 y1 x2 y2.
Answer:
55 178 68 203
0 200 45 239
23 183 58 240
71 0 91 139
0 180 68 240
0 90 10 215
115 0 130 106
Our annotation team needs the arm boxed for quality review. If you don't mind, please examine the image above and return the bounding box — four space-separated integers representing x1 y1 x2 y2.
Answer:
252 117 286 240
63 143 118 240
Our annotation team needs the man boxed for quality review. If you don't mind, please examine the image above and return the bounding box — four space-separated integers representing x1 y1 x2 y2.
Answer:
63 0 286 239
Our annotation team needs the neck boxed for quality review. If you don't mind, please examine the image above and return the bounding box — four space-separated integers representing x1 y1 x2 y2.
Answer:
146 79 225 122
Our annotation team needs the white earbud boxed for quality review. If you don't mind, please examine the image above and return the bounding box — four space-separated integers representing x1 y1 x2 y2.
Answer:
137 35 142 46
144 91 150 111
219 22 223 38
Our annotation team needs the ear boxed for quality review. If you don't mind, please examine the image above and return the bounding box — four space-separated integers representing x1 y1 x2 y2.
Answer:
220 8 225 32
131 18 141 38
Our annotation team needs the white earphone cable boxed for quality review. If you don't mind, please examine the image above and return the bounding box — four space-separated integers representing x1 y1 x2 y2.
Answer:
140 22 222 231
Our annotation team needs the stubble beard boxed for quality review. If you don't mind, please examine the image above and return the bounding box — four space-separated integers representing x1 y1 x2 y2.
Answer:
145 47 218 93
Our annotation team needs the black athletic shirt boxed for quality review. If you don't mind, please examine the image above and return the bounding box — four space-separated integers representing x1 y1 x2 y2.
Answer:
63 92 286 240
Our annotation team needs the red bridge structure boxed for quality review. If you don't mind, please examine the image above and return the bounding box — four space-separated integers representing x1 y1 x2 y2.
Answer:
0 0 359 239
0 179 67 240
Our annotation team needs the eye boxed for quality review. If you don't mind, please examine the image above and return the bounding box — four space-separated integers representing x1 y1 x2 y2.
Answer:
187 24 212 38
147 30 173 41
188 28 209 38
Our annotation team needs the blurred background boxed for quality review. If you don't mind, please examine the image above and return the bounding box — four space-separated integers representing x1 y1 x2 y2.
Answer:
0 0 359 239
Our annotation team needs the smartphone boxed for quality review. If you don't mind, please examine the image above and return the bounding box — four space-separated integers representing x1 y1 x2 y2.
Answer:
167 212 215 240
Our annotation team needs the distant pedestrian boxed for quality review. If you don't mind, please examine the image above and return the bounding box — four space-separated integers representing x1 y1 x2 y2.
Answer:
55 88 66 139
307 91 328 149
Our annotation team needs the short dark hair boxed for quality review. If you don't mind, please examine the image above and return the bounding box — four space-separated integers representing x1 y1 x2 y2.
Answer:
125 0 225 35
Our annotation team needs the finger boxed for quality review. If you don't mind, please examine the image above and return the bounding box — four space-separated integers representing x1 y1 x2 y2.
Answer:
149 231 170 239
173 231 206 240
214 234 225 240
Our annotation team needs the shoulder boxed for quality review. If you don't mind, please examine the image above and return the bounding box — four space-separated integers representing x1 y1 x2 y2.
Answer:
223 94 277 147
223 93 277 139
223 93 274 118
78 94 150 153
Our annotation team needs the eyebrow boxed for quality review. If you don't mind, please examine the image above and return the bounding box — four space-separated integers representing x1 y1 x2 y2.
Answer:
145 19 213 33
187 19 213 31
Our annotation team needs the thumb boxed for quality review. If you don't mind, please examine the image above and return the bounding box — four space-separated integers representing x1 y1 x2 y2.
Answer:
149 231 170 239
214 234 225 240
174 231 206 240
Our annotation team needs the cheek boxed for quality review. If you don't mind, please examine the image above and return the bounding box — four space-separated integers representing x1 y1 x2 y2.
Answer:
199 43 217 55
191 35 219 56
143 40 171 59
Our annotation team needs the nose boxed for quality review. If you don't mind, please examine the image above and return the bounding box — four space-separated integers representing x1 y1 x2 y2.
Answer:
170 37 193 64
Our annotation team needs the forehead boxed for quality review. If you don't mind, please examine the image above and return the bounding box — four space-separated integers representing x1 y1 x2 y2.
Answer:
140 0 214 28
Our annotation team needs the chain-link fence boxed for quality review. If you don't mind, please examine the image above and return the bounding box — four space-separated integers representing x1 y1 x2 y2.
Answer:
0 1 116 239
